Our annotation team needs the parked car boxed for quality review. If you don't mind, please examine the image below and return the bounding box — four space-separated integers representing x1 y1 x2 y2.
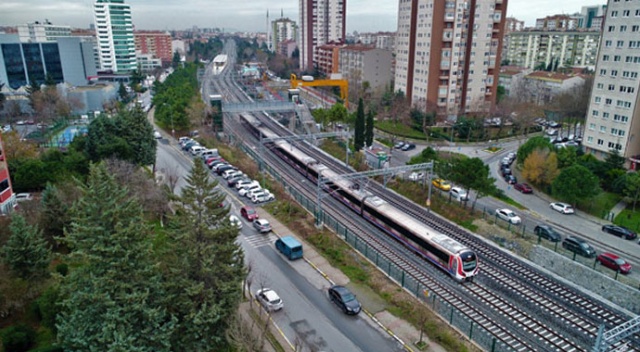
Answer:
562 236 596 258
207 160 226 169
504 175 517 185
252 219 272 233
432 178 451 191
190 145 206 156
246 187 266 199
328 285 361 315
501 168 512 177
153 130 162 139
550 202 574 214
228 176 250 187
596 252 632 274
408 172 424 181
514 183 533 194
216 165 237 176
239 184 261 197
236 180 258 190
450 187 469 202
601 224 637 240
394 141 405 149
240 206 259 221
182 141 199 151
229 215 242 229
548 120 560 128
401 143 416 151
534 224 562 242
255 288 283 311
15 193 33 202
222 169 243 180
495 208 521 225
253 190 275 203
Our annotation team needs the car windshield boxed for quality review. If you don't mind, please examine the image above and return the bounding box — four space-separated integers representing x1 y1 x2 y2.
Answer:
246 209 255 214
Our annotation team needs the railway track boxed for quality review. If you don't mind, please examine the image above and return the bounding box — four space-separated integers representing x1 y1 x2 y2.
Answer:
209 41 639 351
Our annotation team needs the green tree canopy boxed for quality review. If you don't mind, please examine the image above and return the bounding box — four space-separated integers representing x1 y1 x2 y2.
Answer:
365 109 374 147
2 215 50 280
163 160 244 350
551 164 600 205
450 157 496 208
624 172 640 211
57 163 174 351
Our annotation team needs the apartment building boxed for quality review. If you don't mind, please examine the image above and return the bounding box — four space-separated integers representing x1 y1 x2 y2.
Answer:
394 0 507 116
269 17 297 53
17 20 71 43
134 31 173 64
0 133 16 215
520 71 585 105
584 0 640 163
94 0 137 72
338 46 393 93
298 0 346 72
315 42 345 75
535 15 580 31
504 30 600 70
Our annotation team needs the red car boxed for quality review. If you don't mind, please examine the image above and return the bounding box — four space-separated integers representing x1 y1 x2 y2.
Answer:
597 252 631 274
514 183 533 194
240 206 259 221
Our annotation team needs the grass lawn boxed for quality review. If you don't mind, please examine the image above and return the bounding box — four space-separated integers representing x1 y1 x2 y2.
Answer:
376 121 426 140
577 192 621 220
615 207 640 232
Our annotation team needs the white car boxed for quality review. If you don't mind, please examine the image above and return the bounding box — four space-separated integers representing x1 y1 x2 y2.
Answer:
495 208 521 225
2 125 12 133
450 187 469 202
550 202 574 214
236 180 257 190
252 190 275 203
239 185 261 197
408 172 424 181
153 131 162 139
190 145 206 156
245 187 265 199
255 288 283 312
15 193 33 202
229 215 242 229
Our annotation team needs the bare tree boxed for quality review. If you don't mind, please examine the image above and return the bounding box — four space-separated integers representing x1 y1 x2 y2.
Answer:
225 313 263 352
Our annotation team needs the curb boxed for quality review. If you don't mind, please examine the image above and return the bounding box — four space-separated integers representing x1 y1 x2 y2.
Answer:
251 297 296 351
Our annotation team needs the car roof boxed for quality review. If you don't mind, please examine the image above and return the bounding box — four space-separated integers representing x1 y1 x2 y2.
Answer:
566 235 586 243
255 219 269 224
331 285 351 295
261 289 280 301
600 252 620 259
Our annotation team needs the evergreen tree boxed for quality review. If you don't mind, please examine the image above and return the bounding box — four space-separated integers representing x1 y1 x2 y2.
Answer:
57 163 174 351
365 108 374 148
118 81 128 102
115 107 156 166
0 82 5 111
2 215 50 280
164 160 244 350
44 72 56 87
354 98 365 151
172 51 181 69
39 183 70 248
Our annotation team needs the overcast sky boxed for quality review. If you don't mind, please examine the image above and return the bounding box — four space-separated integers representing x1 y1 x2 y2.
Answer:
0 0 607 33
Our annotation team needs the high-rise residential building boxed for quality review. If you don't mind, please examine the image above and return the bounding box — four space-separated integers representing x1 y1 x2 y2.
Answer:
504 30 599 70
94 0 137 73
394 0 507 116
17 20 71 43
535 15 579 31
584 0 640 163
298 0 346 72
269 17 297 53
134 31 173 64
580 5 607 30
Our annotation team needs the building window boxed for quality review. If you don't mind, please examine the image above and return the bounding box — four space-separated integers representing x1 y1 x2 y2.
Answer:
595 96 602 103
600 126 606 133
600 69 607 75
605 98 612 105
593 110 599 116
605 40 612 48
611 11 618 18
618 41 625 48
603 55 610 61
608 26 615 32
611 70 618 77
614 55 621 62
587 136 594 144
623 10 630 17
608 84 615 91
597 139 604 146
633 25 640 32
589 123 596 130
620 25 627 32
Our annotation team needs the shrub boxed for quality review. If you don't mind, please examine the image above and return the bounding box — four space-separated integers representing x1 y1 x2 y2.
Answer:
55 263 68 276
1 324 36 352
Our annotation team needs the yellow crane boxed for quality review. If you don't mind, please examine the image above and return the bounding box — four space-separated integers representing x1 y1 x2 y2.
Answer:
290 74 349 108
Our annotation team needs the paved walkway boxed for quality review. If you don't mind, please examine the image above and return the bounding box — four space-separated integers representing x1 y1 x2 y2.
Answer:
256 208 449 352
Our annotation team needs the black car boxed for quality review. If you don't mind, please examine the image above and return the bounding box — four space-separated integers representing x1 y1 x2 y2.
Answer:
328 285 361 315
534 224 562 242
401 143 416 151
562 236 596 258
228 176 249 187
504 175 517 184
501 168 512 177
216 165 236 176
602 224 637 240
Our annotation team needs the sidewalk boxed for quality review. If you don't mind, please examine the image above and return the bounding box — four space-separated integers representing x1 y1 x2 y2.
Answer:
255 208 448 352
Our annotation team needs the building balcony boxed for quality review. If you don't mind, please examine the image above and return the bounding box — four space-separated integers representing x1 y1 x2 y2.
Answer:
444 13 455 22
493 11 502 23
443 30 453 42
438 87 448 98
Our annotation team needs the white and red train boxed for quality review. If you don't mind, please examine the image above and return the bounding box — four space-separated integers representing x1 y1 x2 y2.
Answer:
240 113 479 282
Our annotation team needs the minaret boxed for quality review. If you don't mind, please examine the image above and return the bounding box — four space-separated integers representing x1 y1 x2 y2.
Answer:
266 9 271 51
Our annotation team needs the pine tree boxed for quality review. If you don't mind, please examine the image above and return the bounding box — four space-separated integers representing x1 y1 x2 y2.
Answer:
39 183 69 248
2 215 50 280
57 163 174 351
354 98 365 151
164 160 245 350
365 108 374 148
118 81 128 102
116 107 156 166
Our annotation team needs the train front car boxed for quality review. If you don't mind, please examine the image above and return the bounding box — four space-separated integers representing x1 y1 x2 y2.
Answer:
457 249 479 282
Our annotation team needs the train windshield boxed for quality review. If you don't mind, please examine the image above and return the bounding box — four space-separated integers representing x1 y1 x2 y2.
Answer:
460 251 477 271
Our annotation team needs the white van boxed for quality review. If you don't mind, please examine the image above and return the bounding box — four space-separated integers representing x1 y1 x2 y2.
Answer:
190 145 206 156
236 180 257 190
450 187 469 202
200 149 219 160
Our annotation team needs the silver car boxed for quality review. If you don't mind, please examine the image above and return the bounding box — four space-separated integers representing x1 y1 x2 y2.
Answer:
255 288 283 311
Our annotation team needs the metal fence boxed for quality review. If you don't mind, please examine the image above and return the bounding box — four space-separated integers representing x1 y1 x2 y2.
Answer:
239 144 512 351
